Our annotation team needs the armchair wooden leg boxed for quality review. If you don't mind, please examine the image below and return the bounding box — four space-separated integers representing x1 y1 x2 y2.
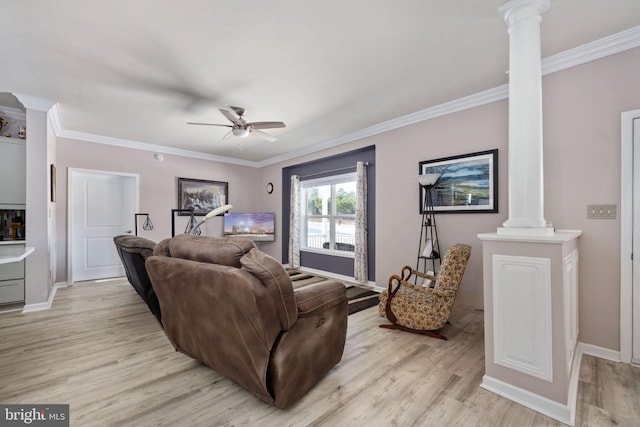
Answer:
378 323 448 340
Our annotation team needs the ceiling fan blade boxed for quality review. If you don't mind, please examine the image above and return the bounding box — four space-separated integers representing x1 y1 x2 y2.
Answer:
251 128 277 142
247 121 286 130
220 109 241 125
187 122 232 127
222 130 234 140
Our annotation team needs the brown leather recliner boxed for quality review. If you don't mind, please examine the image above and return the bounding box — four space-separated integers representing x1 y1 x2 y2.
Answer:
113 235 162 324
145 234 348 409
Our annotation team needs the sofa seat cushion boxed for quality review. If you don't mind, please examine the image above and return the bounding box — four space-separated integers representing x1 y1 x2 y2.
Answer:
241 248 297 330
168 234 256 267
295 282 347 317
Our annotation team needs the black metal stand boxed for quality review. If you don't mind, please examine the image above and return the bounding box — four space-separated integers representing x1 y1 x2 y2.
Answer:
416 184 441 278
134 213 153 236
171 209 195 237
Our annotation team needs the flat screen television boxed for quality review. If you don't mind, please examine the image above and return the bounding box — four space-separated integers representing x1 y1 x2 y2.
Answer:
223 212 275 242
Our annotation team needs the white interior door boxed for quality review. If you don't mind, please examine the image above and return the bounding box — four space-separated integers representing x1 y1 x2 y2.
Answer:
69 169 138 283
633 117 640 364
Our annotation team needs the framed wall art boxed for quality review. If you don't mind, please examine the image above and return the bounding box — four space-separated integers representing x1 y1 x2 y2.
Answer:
419 149 498 214
177 177 228 216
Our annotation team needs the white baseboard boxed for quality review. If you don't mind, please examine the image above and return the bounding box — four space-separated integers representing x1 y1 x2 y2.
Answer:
578 342 621 362
481 376 574 426
566 342 584 427
21 302 50 313
480 341 624 426
21 282 67 313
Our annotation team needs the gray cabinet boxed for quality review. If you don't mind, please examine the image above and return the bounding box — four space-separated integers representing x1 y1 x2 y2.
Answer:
0 138 26 207
0 259 24 305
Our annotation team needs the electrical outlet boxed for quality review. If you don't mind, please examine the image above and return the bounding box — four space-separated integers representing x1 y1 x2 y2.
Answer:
586 204 616 219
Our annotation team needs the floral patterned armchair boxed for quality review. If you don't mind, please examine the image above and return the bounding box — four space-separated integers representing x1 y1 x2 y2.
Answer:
378 243 471 340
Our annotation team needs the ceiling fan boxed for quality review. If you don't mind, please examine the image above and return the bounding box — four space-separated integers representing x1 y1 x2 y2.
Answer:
187 106 285 142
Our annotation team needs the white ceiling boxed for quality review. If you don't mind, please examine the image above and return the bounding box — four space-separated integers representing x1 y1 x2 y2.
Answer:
2 1 639 164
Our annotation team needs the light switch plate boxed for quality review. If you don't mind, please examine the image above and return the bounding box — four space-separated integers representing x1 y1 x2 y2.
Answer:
587 204 616 219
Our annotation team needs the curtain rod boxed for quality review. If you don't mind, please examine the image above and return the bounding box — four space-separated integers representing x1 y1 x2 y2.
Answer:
298 161 368 179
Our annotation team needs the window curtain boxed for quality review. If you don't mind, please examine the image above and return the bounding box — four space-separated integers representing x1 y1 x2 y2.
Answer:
288 175 301 268
354 161 368 282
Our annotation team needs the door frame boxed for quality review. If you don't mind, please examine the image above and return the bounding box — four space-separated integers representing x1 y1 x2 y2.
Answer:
620 108 640 364
67 168 140 285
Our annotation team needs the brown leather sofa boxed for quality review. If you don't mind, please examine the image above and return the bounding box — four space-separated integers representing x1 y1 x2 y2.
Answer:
145 234 348 409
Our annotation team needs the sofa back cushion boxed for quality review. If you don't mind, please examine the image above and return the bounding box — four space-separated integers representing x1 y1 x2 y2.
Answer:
167 234 256 267
241 248 297 330
114 235 156 259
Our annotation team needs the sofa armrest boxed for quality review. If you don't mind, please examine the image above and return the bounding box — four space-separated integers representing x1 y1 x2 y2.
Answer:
268 281 347 408
294 281 346 317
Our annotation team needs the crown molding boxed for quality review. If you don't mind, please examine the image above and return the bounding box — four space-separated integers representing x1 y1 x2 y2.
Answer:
12 93 56 112
542 25 640 75
49 25 640 168
259 25 640 167
49 103 259 166
48 103 64 135
56 125 260 167
257 84 510 167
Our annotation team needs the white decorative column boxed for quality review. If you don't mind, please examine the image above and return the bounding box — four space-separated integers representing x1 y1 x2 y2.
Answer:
478 2 583 425
499 0 551 235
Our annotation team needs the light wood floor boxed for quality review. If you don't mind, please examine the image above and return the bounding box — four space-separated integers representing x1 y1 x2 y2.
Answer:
1 279 638 426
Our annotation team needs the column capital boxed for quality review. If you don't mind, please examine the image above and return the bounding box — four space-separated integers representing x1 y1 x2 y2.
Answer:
499 0 550 28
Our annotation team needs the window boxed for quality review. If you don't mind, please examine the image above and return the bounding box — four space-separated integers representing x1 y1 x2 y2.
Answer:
301 173 356 255
281 145 375 279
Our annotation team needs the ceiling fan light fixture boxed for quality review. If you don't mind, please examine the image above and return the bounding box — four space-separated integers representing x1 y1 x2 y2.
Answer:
188 106 284 142
232 127 250 138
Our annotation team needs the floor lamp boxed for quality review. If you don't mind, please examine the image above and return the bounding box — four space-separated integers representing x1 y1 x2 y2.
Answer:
417 174 442 279
190 204 233 235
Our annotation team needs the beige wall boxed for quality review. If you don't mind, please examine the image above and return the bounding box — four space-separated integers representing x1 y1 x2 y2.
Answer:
541 51 640 350
259 47 640 351
259 101 508 307
55 140 260 283
56 47 639 351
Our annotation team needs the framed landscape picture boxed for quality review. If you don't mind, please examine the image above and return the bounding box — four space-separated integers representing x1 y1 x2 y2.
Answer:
419 149 498 214
177 177 228 216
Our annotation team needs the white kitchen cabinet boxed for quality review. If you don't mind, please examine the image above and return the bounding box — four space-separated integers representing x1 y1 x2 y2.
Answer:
0 244 31 306
0 259 24 305
0 138 26 207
